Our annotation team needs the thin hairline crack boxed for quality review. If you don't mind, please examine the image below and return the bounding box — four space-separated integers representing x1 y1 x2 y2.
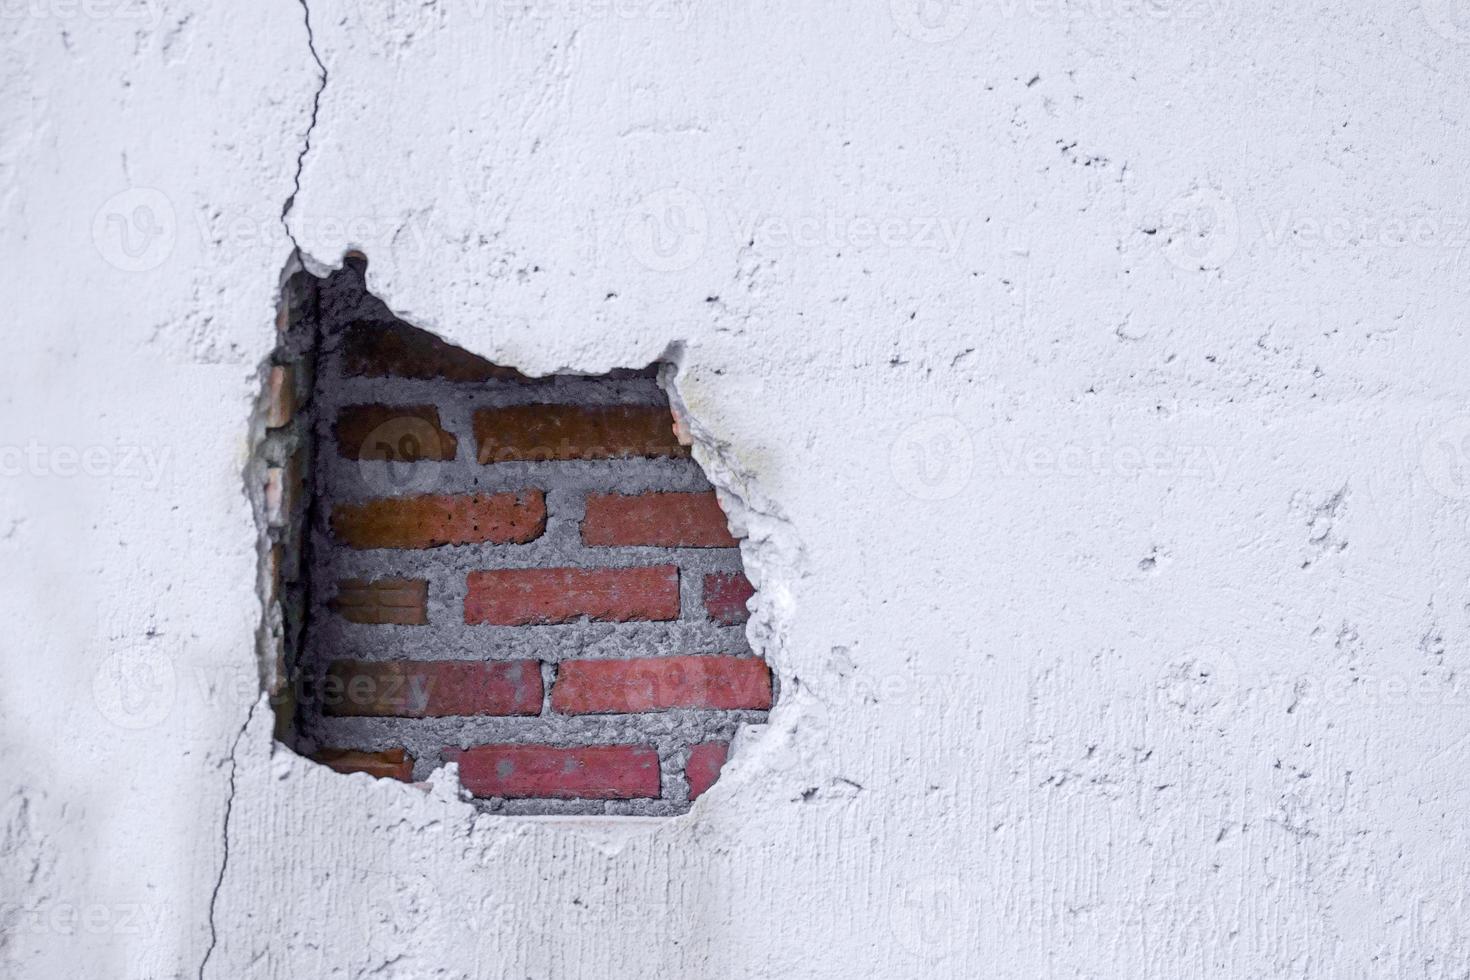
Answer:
281 0 328 251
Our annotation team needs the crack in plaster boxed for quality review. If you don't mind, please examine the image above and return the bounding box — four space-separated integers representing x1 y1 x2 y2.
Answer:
197 698 260 980
281 0 327 251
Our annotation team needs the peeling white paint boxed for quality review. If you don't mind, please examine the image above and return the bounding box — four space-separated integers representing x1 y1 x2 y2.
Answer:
4 0 1470 976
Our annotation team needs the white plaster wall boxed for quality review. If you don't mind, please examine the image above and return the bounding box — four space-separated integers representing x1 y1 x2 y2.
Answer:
4 0 1470 976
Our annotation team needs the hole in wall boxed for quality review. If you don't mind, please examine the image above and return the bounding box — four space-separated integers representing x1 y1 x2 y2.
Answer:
251 254 775 816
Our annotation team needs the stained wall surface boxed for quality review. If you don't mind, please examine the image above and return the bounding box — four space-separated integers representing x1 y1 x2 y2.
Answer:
3 1 1470 977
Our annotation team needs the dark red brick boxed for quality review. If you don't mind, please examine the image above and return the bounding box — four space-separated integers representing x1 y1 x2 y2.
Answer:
465 566 679 625
704 572 755 625
450 744 660 799
551 656 772 714
321 660 543 717
685 742 728 801
311 747 415 781
342 320 534 382
334 404 457 461
474 404 688 462
583 492 737 548
330 491 545 549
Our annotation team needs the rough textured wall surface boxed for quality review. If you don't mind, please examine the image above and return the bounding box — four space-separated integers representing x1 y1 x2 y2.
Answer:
3 1 1470 977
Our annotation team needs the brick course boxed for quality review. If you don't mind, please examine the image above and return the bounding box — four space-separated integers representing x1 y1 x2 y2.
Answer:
329 578 428 625
330 491 546 549
334 404 458 461
583 491 737 547
311 747 415 781
465 566 680 625
451 744 661 799
552 656 772 714
474 404 688 462
322 660 543 717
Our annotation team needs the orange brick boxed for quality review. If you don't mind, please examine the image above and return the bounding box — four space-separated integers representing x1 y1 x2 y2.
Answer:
311 747 415 781
329 578 429 625
330 491 545 549
583 492 737 547
474 405 688 462
465 566 679 625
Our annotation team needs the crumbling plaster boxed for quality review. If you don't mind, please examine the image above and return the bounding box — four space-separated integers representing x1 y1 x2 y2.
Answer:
4 0 1470 976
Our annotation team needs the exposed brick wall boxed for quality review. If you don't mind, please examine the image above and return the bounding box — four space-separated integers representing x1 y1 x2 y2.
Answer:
289 262 769 815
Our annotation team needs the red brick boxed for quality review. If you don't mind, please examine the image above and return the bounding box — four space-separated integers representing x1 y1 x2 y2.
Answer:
322 660 543 717
342 320 534 382
685 742 728 801
450 744 660 799
704 572 754 625
465 566 679 625
330 491 545 549
583 492 736 548
330 578 429 625
474 405 688 462
334 404 457 461
551 656 772 714
311 747 415 781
